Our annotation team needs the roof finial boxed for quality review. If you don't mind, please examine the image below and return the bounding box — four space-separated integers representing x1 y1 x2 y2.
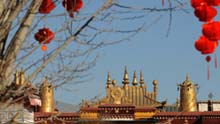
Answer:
19 69 25 86
106 72 111 88
15 70 19 86
44 76 49 85
107 72 111 83
132 71 138 86
186 73 190 81
140 70 145 85
122 66 129 84
112 79 117 86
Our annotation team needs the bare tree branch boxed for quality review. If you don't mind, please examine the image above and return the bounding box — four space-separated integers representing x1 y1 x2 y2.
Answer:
0 0 42 85
28 0 113 81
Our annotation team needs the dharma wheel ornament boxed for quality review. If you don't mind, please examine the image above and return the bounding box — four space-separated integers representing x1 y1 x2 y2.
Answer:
34 28 55 51
39 0 55 14
62 0 83 17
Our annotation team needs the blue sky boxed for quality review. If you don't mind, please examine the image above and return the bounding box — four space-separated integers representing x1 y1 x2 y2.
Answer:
53 1 220 105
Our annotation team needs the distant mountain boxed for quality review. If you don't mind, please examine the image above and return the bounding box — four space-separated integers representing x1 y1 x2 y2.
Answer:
55 100 81 112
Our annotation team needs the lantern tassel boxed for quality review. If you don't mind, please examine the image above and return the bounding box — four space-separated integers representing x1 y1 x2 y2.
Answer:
43 52 47 64
162 0 165 7
41 45 47 64
207 64 210 80
215 54 218 68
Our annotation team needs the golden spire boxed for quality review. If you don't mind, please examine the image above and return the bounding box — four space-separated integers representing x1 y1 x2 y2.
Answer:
132 71 138 86
153 80 158 100
19 69 25 86
179 75 197 112
40 77 54 113
139 71 145 85
15 70 19 86
106 72 111 88
122 66 129 84
14 69 25 87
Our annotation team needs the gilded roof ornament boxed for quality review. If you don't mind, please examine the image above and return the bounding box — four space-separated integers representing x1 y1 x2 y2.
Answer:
40 76 54 113
44 76 49 85
15 70 19 86
179 75 197 112
19 69 25 86
140 71 145 84
132 71 138 86
186 74 190 81
107 72 111 85
122 66 129 84
106 72 111 88
183 74 192 85
110 87 123 104
153 80 158 86
112 79 116 86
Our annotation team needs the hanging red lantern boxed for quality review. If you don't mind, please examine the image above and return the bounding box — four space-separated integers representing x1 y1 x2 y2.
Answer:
39 0 55 14
204 0 220 6
34 28 54 44
202 21 220 41
62 0 83 17
194 35 218 54
191 0 206 8
194 4 217 22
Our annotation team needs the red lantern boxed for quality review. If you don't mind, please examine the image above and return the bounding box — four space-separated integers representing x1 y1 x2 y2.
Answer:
62 0 83 17
191 0 206 8
204 0 220 6
34 28 54 44
202 21 220 41
39 0 55 14
195 35 218 54
194 4 217 22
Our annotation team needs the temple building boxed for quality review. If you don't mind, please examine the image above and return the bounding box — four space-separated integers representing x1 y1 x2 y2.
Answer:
81 67 162 108
2 68 220 124
0 70 41 123
79 67 164 122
